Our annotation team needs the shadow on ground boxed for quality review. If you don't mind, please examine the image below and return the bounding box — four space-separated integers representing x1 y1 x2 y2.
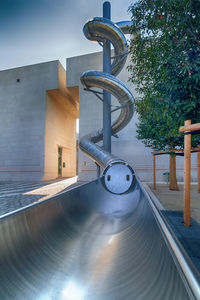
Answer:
162 210 200 273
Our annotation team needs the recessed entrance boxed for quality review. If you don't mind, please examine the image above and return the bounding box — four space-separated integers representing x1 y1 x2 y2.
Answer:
58 147 62 178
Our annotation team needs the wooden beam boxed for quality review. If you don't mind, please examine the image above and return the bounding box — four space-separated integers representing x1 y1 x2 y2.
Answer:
179 122 200 133
184 120 191 227
152 149 176 155
152 148 200 156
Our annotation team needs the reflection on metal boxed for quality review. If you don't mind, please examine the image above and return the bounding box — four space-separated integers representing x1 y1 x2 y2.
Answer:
116 21 133 35
102 161 135 194
61 280 85 300
0 178 199 299
80 12 135 194
83 17 128 76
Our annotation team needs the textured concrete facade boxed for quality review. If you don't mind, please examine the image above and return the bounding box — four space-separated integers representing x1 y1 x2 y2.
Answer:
0 61 78 181
67 51 198 183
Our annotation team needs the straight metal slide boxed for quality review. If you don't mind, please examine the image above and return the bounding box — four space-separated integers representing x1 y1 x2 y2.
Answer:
0 178 200 299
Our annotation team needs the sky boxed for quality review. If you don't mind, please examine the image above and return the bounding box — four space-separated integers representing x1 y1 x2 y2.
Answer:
0 0 136 70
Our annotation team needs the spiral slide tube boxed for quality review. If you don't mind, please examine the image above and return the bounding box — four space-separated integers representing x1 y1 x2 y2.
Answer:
80 17 135 194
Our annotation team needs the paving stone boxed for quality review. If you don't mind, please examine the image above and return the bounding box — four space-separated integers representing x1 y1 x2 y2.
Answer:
0 178 80 216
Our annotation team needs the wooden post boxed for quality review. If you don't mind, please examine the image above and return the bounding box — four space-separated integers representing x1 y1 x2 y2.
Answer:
184 120 191 227
153 154 156 190
197 147 200 193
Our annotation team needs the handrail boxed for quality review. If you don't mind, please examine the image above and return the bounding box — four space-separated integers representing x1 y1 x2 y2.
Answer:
141 181 200 300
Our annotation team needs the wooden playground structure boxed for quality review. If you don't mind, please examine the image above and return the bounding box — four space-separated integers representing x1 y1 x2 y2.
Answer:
179 120 200 226
152 120 200 227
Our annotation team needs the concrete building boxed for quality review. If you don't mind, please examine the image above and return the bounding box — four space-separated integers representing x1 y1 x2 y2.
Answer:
0 52 198 183
0 61 78 181
67 51 198 183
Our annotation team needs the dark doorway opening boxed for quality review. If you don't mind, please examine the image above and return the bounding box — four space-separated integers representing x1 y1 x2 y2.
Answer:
58 147 62 178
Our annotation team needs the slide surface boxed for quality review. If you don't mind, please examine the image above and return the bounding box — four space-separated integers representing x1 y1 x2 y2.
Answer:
0 178 198 299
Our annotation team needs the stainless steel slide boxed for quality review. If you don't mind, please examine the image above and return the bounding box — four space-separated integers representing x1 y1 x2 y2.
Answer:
0 178 200 299
1 9 200 300
80 17 135 195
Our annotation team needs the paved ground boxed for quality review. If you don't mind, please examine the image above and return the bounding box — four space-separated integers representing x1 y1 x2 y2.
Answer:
0 177 85 216
148 183 200 224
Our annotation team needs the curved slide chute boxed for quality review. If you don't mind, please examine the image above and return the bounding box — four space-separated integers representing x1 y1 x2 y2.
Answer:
80 17 135 194
0 179 199 299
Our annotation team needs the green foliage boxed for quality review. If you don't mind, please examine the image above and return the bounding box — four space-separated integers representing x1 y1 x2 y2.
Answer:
128 0 200 150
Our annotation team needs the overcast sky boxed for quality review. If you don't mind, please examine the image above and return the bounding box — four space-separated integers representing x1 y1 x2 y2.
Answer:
0 0 135 70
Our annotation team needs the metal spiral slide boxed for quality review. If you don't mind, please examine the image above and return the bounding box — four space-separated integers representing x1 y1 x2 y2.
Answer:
0 6 200 300
80 17 135 195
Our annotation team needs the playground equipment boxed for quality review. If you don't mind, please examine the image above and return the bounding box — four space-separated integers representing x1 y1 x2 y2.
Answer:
0 3 200 300
80 3 135 195
179 120 200 226
1 179 200 299
152 148 200 191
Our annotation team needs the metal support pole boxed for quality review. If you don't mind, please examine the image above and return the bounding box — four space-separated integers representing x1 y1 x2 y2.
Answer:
96 163 101 177
103 1 111 152
96 1 111 178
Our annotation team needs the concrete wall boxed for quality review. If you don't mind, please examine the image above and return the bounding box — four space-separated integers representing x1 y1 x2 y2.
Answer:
43 89 77 180
0 60 78 182
67 51 198 183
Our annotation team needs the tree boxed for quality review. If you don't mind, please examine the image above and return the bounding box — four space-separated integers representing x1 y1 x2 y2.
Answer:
128 0 200 189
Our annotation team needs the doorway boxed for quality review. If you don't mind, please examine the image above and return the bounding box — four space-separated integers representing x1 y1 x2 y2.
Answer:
58 147 62 178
